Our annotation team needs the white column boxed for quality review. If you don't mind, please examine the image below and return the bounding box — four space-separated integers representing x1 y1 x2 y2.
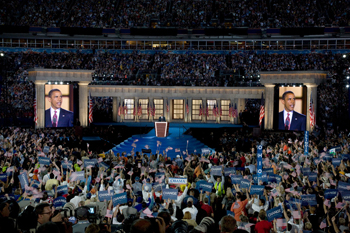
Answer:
164 97 168 122
188 97 192 122
306 84 318 131
78 82 89 127
264 84 275 130
35 81 46 128
112 97 118 122
134 97 139 122
202 98 207 122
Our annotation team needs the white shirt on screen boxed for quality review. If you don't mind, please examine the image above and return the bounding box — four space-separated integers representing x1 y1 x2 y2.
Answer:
283 110 293 127
50 107 60 124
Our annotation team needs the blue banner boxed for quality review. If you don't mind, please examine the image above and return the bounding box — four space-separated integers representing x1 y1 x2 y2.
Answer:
266 206 283 222
198 182 214 192
304 131 309 155
62 161 73 169
18 172 29 189
211 166 223 176
231 175 243 184
152 183 166 192
99 162 109 170
268 174 282 184
224 167 236 176
332 158 341 167
57 185 68 195
240 179 251 189
112 193 127 206
38 157 51 166
98 190 113 202
43 146 50 154
261 172 268 183
257 145 263 183
301 194 317 206
168 178 187 185
31 180 40 189
338 181 350 190
302 168 311 176
0 174 7 182
53 196 67 208
250 185 265 195
84 159 98 167
263 168 274 175
340 191 350 202
69 171 85 182
308 173 318 182
163 188 178 200
324 189 338 199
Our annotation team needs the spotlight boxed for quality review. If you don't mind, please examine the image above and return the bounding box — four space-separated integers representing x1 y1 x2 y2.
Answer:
48 81 51 84
347 84 349 88
347 76 349 80
300 84 302 87
55 82 58 84
343 54 347 58
0 53 4 57
281 85 284 87
60 81 63 84
293 84 295 87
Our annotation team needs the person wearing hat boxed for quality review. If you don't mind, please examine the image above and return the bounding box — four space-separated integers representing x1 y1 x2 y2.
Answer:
72 207 91 233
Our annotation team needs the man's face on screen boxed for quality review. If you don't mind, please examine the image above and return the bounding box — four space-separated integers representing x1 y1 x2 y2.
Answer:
49 90 62 110
282 93 295 112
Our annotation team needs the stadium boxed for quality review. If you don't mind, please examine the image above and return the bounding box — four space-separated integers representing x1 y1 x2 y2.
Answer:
0 1 350 233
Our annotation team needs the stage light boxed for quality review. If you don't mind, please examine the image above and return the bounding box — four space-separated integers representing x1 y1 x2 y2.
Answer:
281 85 284 87
300 84 302 87
48 81 51 84
293 84 295 87
347 84 349 88
55 82 58 84
347 76 349 79
343 54 347 58
0 53 4 57
60 81 63 84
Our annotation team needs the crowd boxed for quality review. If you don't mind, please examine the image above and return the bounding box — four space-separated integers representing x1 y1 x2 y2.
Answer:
1 122 350 233
1 0 350 28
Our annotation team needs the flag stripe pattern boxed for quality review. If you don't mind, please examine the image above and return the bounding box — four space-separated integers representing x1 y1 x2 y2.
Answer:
89 93 93 123
259 92 265 126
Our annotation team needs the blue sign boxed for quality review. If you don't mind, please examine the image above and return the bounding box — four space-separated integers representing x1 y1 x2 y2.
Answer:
340 191 350 202
62 161 73 169
211 166 223 176
240 179 251 189
231 175 243 184
224 167 236 176
43 146 50 154
31 180 40 189
69 171 85 182
198 182 214 192
84 159 98 167
112 193 127 206
338 181 350 190
0 174 7 182
268 174 282 184
152 183 166 192
18 172 29 189
308 173 318 182
257 145 263 183
250 185 264 195
261 172 268 183
302 168 311 176
98 190 113 202
301 194 317 206
324 189 338 199
38 157 51 166
263 168 274 175
53 196 67 208
99 162 109 169
332 158 341 167
266 206 283 222
57 185 68 195
304 131 309 155
163 188 178 200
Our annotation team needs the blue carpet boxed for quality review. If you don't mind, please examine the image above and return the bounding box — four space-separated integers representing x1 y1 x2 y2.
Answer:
111 126 214 159
93 122 259 128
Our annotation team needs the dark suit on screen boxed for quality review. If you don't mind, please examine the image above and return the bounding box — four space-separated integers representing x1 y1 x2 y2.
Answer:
278 110 306 131
45 108 74 127
158 116 166 122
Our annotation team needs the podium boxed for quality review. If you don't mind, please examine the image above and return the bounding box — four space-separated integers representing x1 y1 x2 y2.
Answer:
155 122 169 137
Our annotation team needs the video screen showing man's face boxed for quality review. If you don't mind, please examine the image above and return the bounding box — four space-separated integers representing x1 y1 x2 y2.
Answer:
45 85 74 128
278 89 306 131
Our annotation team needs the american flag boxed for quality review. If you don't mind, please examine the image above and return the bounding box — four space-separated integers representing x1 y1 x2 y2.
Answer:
89 93 93 123
166 100 169 112
276 219 287 227
319 219 327 229
122 102 126 115
309 92 315 128
199 104 203 116
213 104 217 117
175 148 180 152
219 104 222 116
206 103 209 116
138 103 142 116
186 100 189 114
34 94 37 125
259 92 265 126
233 103 238 118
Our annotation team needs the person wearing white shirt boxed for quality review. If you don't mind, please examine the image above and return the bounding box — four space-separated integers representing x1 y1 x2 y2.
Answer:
248 196 269 213
182 198 198 221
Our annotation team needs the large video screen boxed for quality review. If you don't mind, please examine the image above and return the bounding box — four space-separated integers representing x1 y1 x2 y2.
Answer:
44 85 74 127
277 87 306 131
